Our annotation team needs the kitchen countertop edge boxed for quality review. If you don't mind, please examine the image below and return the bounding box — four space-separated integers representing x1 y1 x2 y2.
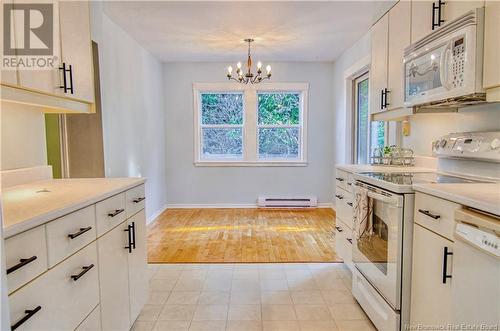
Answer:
3 177 146 239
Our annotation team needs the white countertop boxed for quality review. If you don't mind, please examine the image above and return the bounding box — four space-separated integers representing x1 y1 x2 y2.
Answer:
2 177 146 238
413 183 500 216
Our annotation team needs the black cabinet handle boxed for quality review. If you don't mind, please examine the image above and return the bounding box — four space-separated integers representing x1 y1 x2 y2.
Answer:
7 256 37 275
108 209 125 218
131 222 136 250
335 226 343 233
335 177 344 182
418 209 441 220
442 247 453 284
68 226 92 239
71 264 94 281
432 0 445 30
347 182 352 186
346 238 353 244
58 62 74 94
383 88 390 107
133 197 145 203
11 306 41 330
380 89 384 109
347 202 353 207
335 194 344 200
124 224 133 253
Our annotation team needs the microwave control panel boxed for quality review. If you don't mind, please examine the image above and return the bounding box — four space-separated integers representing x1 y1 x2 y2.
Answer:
451 37 465 88
433 131 500 162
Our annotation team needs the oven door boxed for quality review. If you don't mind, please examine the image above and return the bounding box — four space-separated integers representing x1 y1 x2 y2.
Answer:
352 182 404 310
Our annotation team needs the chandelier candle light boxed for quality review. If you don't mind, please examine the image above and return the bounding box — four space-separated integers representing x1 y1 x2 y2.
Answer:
226 38 271 84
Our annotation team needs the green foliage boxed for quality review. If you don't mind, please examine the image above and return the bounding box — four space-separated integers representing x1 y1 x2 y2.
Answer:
259 128 299 158
258 93 300 125
201 93 243 124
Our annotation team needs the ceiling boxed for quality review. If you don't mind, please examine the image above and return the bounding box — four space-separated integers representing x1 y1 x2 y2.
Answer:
102 1 395 62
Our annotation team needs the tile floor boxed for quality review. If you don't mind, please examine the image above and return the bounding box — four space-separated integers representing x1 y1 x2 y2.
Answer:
133 263 376 331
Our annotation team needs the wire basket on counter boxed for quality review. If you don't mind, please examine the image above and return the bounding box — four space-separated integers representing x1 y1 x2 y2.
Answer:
370 147 415 166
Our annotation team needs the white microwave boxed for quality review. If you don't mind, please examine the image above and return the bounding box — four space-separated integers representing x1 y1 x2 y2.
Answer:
403 8 485 110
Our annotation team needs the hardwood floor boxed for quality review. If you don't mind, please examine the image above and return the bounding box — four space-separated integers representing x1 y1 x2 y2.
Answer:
147 208 340 263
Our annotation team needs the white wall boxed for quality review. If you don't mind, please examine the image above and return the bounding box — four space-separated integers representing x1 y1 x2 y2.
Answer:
91 3 168 220
0 103 47 170
163 62 335 206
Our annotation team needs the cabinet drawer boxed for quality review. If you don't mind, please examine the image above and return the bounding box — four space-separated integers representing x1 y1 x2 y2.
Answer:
126 184 146 218
76 305 101 331
9 243 99 331
335 169 350 191
335 187 353 229
46 205 96 267
96 193 126 237
336 219 353 271
6 226 48 294
415 193 460 240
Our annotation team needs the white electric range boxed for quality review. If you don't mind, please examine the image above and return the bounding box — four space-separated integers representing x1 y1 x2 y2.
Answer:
349 131 500 331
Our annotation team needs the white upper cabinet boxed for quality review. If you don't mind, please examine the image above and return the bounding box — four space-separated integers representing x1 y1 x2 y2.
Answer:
411 0 434 42
483 0 500 101
370 14 389 115
387 0 411 111
1 0 95 113
59 0 94 103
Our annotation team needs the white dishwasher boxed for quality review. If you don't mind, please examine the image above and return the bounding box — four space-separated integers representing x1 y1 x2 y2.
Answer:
452 208 500 327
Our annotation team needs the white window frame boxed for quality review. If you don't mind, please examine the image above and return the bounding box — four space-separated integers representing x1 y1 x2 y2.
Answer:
193 82 309 167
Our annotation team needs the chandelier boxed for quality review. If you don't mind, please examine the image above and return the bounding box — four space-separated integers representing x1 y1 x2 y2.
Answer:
226 38 271 84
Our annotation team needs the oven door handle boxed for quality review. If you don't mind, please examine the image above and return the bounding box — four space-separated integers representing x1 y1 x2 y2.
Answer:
364 191 402 208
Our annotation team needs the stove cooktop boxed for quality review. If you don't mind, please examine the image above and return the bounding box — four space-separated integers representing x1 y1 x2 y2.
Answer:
359 172 486 186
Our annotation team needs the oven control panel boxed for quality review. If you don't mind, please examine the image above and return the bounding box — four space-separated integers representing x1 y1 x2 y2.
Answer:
432 131 500 162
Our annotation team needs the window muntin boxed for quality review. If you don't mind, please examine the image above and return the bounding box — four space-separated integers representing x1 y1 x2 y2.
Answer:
200 93 244 159
257 92 302 160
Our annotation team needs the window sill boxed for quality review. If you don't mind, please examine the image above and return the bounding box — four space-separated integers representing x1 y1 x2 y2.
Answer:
194 161 308 167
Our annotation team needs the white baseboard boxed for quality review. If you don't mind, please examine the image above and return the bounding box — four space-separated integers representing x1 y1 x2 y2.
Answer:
147 204 168 224
166 203 335 210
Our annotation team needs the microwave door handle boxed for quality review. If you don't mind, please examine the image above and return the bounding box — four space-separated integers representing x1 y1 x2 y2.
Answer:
439 43 453 90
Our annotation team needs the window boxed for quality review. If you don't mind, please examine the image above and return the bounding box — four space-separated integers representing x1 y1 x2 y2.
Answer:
258 93 301 160
200 93 244 159
194 83 308 166
353 73 386 164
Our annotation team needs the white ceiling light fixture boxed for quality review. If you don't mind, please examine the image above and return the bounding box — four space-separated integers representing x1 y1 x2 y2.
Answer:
226 38 271 84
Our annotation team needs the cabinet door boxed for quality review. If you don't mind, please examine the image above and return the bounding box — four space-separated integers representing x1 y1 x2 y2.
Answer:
97 222 131 331
127 210 149 324
443 0 484 22
59 0 94 102
369 14 388 115
387 0 411 110
411 1 434 42
410 224 453 325
17 0 62 95
483 0 500 91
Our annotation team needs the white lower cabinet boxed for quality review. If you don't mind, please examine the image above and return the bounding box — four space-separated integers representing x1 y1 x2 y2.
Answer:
97 221 132 331
410 223 453 326
5 183 147 331
9 242 99 331
128 210 149 323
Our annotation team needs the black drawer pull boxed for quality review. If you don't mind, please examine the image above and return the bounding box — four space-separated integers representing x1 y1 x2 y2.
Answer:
418 209 441 220
124 224 133 253
11 306 41 330
347 202 353 207
347 182 352 186
335 226 343 233
71 264 94 281
68 226 92 239
442 247 453 284
335 194 344 200
108 209 125 218
7 256 37 275
335 177 344 182
346 238 353 244
133 197 145 203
